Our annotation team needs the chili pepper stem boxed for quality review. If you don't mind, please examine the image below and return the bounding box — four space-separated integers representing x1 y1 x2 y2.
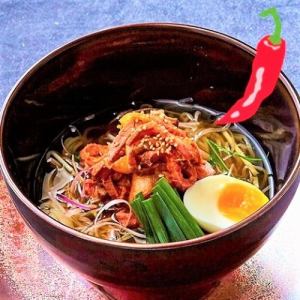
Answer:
260 7 282 45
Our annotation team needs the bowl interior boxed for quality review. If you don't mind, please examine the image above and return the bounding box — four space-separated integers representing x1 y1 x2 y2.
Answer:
1 24 299 204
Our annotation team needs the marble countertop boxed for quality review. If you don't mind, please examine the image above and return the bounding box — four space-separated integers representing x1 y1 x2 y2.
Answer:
0 1 299 299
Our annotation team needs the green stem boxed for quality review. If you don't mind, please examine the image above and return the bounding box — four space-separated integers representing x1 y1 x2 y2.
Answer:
260 7 282 45
152 192 186 242
154 178 204 238
142 198 169 243
131 193 155 243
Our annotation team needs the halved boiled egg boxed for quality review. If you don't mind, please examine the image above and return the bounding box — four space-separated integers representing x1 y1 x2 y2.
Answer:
183 174 269 233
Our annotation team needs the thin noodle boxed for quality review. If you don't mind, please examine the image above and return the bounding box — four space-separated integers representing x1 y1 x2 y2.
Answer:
39 107 269 244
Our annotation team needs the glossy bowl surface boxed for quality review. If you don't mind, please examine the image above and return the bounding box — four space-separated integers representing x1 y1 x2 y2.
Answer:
0 23 299 300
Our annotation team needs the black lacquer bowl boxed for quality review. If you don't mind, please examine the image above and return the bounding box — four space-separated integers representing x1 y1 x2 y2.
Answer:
0 24 299 300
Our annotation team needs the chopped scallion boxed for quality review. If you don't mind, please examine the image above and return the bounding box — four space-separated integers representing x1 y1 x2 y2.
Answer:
152 192 186 242
142 198 169 243
131 193 155 243
131 178 204 243
208 139 262 164
207 139 229 172
154 178 204 238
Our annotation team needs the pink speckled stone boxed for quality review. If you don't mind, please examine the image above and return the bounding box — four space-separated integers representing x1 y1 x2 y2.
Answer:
0 176 299 300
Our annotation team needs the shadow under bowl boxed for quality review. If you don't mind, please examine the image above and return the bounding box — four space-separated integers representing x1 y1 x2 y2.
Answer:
0 23 299 300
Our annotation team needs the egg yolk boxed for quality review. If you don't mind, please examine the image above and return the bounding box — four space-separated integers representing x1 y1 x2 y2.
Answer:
119 112 150 128
218 183 269 222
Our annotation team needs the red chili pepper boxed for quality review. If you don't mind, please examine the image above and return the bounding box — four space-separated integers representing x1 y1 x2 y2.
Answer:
215 7 286 125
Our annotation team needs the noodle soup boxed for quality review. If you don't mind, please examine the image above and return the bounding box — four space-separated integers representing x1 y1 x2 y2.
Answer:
36 99 273 244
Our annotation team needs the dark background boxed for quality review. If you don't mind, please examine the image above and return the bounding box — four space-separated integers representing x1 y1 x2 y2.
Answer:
0 0 299 107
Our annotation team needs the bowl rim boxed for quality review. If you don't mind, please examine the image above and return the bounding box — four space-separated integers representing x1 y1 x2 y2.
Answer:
0 22 299 250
